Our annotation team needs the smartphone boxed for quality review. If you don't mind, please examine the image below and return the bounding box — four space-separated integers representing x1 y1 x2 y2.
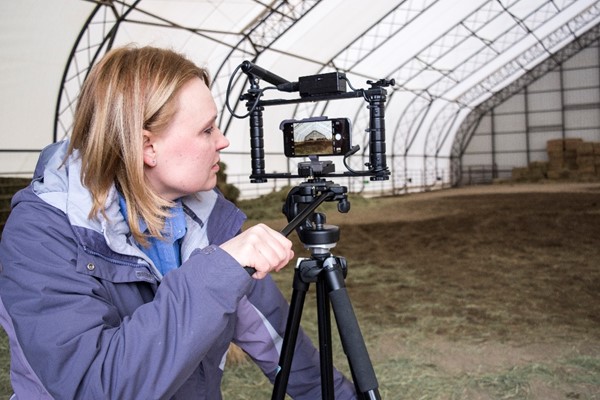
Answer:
281 117 351 157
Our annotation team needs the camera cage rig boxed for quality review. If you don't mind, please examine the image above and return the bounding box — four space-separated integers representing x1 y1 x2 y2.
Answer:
229 62 389 399
233 60 394 183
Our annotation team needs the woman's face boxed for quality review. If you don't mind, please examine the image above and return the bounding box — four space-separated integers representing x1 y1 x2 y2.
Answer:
143 77 230 201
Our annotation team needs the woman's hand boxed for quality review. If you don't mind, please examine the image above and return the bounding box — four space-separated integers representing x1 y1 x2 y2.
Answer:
220 223 294 279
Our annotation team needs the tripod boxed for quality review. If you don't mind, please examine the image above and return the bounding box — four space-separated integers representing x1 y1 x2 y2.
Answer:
271 179 381 400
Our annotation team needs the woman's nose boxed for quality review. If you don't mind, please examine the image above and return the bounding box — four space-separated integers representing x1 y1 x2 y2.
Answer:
216 128 230 150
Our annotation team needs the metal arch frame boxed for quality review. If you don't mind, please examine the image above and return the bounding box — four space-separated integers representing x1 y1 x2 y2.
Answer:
422 103 462 189
457 2 600 107
450 21 600 186
52 0 600 196
213 0 320 133
54 0 317 142
286 0 440 193
384 0 586 189
333 0 439 73
384 0 531 189
437 1 599 187
55 0 237 141
389 94 431 192
54 0 141 142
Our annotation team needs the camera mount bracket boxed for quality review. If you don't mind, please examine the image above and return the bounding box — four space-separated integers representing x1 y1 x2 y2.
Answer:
238 61 393 183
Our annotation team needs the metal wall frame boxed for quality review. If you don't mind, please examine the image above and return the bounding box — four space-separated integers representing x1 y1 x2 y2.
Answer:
456 34 600 184
385 0 600 194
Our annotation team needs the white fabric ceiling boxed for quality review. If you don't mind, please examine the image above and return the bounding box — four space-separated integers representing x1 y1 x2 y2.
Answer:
2 0 600 195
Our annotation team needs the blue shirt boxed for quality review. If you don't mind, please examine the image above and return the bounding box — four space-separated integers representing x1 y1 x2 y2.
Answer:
118 195 187 277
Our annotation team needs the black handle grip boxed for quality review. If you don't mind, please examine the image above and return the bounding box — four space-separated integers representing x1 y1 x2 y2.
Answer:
244 266 256 276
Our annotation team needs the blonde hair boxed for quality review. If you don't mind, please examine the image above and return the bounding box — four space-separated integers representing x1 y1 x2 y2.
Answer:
68 45 210 245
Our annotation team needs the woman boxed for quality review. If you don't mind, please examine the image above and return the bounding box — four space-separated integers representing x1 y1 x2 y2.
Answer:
0 45 356 399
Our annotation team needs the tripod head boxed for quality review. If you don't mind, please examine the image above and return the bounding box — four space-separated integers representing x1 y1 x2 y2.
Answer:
281 178 349 259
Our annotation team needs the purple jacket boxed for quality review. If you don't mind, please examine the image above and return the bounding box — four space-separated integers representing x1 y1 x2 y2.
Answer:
0 141 356 399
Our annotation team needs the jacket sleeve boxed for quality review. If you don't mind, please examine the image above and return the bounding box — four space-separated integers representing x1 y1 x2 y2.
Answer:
0 198 253 399
233 276 357 399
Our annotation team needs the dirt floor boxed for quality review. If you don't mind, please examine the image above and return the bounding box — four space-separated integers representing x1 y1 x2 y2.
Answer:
246 181 600 399
2 181 599 398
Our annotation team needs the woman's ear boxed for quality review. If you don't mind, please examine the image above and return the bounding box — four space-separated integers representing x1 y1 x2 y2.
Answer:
142 130 157 167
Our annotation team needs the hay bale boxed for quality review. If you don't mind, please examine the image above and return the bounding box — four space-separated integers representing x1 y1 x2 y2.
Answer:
577 141 595 156
511 162 548 181
575 141 600 179
564 158 578 170
511 167 529 181
578 164 596 174
591 143 600 177
529 161 548 172
576 143 599 180
528 161 547 181
547 137 582 150
564 138 583 151
547 146 565 171
547 157 564 171
547 169 571 179
547 139 565 152
577 155 595 169
576 170 597 181
547 148 564 158
546 138 580 171
565 150 578 168
544 138 599 180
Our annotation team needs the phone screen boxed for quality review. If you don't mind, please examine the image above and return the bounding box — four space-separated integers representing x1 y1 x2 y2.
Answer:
282 118 351 157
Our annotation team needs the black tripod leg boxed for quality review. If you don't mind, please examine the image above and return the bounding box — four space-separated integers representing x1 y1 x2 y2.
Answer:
323 259 381 399
272 266 310 400
316 279 335 399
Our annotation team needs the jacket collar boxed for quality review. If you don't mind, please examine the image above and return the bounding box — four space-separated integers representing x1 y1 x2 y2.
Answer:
28 141 239 269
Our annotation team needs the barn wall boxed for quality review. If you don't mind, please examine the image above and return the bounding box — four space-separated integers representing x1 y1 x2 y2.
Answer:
462 41 600 181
